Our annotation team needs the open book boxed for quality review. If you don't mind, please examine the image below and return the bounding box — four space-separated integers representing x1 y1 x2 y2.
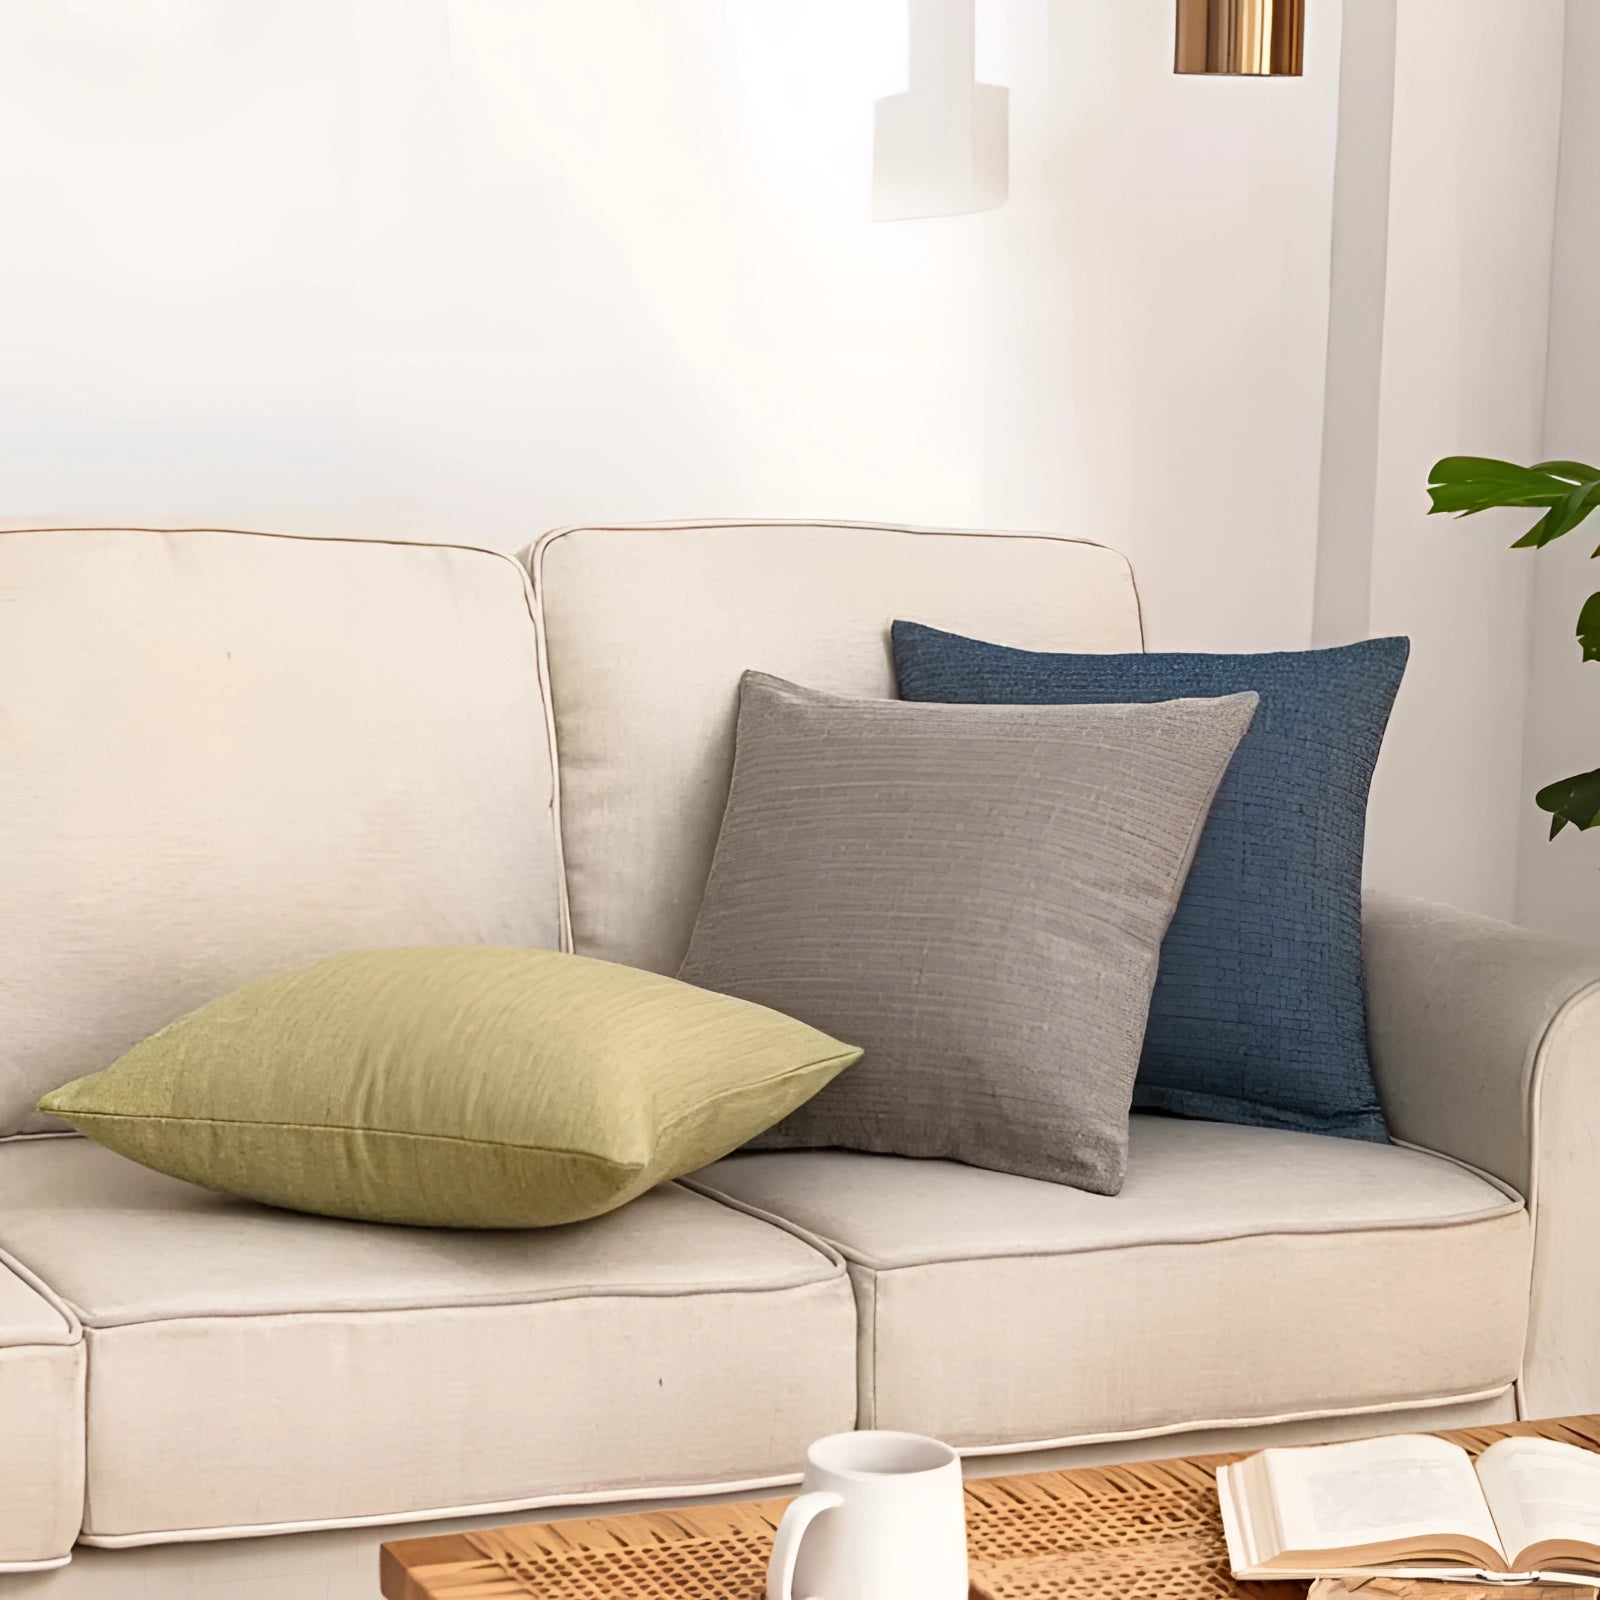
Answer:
1218 1433 1600 1586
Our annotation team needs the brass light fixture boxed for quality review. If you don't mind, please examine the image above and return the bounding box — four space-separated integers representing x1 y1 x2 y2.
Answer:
1175 0 1305 76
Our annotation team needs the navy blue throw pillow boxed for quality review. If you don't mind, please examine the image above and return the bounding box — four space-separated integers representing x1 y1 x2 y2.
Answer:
891 621 1409 1142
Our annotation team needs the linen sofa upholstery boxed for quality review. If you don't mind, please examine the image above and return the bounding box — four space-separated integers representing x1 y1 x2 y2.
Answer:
1364 893 1600 1420
1 518 1597 1595
0 525 563 1138
0 1139 855 1548
694 1117 1530 1449
0 1252 84 1572
524 520 1143 973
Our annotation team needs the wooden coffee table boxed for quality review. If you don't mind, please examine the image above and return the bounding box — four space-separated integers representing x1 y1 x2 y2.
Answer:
380 1415 1600 1599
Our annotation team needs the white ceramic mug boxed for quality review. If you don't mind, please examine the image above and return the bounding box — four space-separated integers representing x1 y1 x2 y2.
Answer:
767 1430 968 1600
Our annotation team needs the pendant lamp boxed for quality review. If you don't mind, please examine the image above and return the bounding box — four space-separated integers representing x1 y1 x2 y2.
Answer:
1175 0 1305 76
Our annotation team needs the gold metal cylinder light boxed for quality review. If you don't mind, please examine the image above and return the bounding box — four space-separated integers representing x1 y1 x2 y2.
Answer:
1175 0 1305 76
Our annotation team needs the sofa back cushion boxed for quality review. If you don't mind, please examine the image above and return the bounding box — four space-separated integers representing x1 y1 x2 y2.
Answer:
525 521 1143 974
0 527 561 1137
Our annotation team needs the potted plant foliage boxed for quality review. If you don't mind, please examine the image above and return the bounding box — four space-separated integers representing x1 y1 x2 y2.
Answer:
1428 455 1600 837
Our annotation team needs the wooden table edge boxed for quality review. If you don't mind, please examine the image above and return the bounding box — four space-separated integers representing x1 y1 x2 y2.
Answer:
379 1415 1600 1598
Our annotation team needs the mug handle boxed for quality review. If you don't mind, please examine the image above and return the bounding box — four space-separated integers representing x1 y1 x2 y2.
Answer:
766 1489 843 1600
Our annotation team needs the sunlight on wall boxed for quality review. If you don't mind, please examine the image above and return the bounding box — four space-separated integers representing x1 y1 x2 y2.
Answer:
0 0 984 542
1518 0 1600 942
0 0 1337 657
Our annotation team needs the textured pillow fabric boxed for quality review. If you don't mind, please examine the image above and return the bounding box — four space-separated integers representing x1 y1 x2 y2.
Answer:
677 672 1257 1195
39 947 860 1229
891 622 1409 1141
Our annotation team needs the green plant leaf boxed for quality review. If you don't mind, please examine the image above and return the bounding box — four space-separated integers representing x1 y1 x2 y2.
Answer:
1428 482 1566 515
1578 594 1600 664
1433 454 1600 841
1426 456 1589 520
1534 460 1600 481
1431 455 1549 482
1430 455 1576 489
1537 768 1600 838
1513 478 1600 549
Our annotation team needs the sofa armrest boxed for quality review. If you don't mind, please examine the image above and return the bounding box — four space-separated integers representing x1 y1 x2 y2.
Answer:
1364 891 1600 1415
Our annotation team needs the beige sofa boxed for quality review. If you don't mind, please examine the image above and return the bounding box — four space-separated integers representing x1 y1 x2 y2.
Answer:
1 521 1595 1599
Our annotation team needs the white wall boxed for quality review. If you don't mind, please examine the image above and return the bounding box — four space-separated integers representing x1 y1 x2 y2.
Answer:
980 0 1343 651
2 0 1579 926
0 0 987 543
1312 0 1395 652
1518 0 1600 943
1351 0 1567 920
0 0 1343 657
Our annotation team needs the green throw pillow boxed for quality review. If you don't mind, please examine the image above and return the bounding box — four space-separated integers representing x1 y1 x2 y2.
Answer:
40 947 860 1228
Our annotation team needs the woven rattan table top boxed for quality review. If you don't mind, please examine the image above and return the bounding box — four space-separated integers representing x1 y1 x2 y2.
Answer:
379 1415 1600 1600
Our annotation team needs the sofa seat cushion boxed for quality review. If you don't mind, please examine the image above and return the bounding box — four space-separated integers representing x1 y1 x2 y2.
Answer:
693 1117 1531 1452
0 1251 84 1571
0 1140 855 1546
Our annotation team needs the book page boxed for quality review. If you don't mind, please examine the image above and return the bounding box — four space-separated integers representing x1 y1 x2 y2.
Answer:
1308 1580 1575 1598
1264 1434 1505 1563
1475 1437 1600 1570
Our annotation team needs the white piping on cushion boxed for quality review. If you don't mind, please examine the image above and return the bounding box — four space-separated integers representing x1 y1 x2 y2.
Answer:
951 1382 1518 1459
65 1253 848 1330
673 1175 848 1274
0 1244 83 1347
72 1384 1517 1549
77 1469 810 1548
1389 1138 1526 1207
685 1171 1525 1275
0 522 530 571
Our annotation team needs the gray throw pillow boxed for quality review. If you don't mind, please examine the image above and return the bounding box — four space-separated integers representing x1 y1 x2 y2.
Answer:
678 672 1257 1195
